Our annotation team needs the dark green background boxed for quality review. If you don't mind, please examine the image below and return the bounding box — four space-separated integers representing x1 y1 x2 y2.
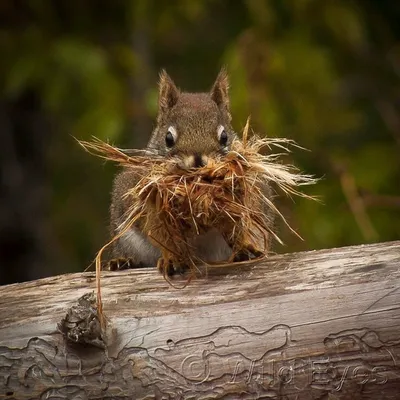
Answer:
1 0 399 284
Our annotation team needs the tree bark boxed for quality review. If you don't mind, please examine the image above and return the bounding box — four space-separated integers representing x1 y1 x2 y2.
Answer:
1 241 400 399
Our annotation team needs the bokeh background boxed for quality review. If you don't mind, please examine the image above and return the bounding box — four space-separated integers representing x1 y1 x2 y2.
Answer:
1 0 399 285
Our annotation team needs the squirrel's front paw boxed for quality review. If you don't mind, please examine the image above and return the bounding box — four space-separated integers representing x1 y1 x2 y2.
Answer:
104 258 150 271
157 258 189 277
232 246 264 262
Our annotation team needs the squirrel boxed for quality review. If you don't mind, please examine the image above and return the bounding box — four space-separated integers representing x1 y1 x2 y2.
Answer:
108 69 273 274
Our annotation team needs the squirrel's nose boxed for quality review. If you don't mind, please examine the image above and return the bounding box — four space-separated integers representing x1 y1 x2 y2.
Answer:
194 154 205 168
180 154 209 169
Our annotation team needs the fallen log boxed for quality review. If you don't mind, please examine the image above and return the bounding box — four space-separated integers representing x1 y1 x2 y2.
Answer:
0 241 400 399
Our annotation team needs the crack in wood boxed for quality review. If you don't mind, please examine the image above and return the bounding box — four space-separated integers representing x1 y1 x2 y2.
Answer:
362 287 400 314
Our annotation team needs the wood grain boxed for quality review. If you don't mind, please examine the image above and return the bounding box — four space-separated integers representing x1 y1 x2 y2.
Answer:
0 241 400 399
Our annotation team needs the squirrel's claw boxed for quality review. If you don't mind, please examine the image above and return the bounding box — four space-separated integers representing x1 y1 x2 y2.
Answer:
157 257 189 277
232 245 264 263
104 258 151 271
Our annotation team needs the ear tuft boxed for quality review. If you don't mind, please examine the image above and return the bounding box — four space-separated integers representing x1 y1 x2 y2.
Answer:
158 70 180 113
210 67 230 110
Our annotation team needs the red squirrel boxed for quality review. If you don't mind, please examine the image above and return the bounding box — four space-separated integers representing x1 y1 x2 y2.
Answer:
108 69 273 274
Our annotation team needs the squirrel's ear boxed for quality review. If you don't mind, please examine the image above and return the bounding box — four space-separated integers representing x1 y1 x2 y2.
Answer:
158 70 180 114
210 67 230 111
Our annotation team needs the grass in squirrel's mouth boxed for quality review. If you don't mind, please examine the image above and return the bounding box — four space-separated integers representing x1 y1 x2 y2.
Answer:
79 118 317 275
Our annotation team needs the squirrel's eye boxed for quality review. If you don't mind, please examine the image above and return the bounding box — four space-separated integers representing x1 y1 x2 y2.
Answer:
218 125 228 146
165 126 177 148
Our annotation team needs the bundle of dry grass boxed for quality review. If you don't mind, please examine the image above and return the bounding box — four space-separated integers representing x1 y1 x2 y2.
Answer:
80 120 317 278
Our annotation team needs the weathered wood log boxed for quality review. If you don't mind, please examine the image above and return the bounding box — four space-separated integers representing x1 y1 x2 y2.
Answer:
1 241 400 399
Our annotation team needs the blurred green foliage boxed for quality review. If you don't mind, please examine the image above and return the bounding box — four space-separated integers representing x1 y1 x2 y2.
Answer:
0 0 399 276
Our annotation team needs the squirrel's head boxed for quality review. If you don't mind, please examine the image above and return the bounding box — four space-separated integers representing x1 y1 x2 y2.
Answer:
148 69 235 168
